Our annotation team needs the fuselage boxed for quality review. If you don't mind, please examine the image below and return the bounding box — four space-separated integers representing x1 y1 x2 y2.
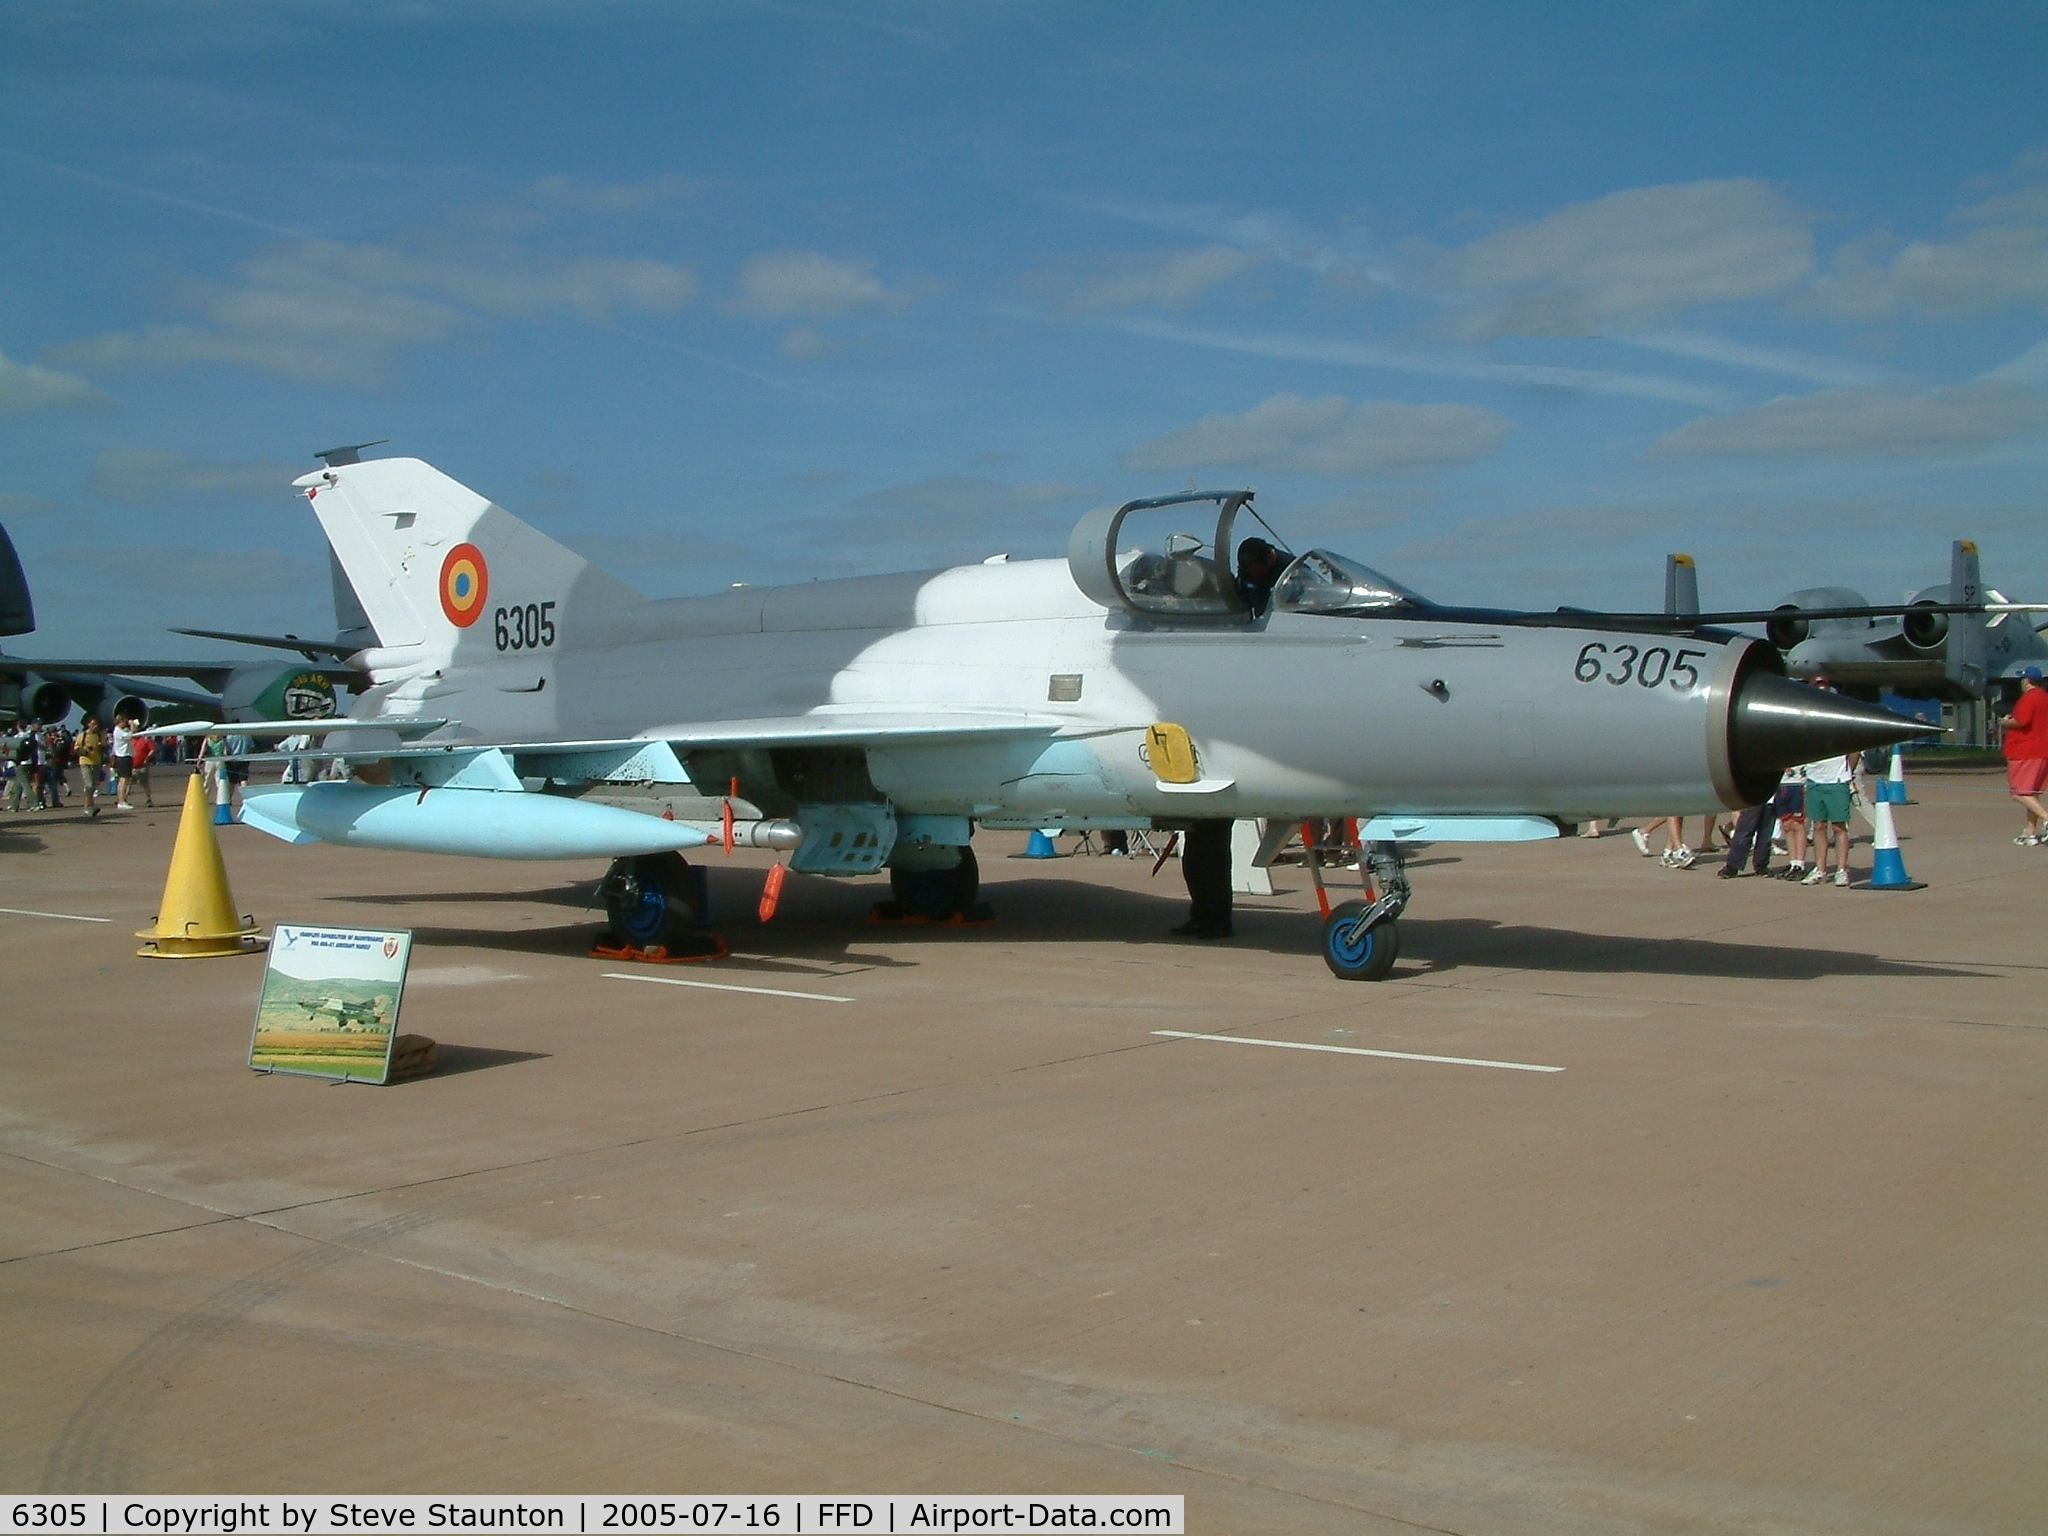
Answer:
356 555 1756 824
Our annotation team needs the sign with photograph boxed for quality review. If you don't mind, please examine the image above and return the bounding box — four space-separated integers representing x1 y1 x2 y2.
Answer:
250 925 413 1083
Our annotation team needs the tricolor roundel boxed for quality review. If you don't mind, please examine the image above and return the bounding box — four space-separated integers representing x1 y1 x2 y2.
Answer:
439 543 489 627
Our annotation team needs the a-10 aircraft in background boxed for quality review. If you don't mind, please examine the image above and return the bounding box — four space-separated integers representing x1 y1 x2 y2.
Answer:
175 451 1946 982
1661 545 2048 702
0 521 347 729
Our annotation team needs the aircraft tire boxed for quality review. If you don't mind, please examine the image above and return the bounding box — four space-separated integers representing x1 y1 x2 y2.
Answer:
1322 901 1399 981
888 845 980 919
607 851 703 950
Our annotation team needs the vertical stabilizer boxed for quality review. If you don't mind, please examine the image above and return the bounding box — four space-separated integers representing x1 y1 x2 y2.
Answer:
1664 553 1699 618
297 457 641 658
0 524 34 637
1945 539 1986 696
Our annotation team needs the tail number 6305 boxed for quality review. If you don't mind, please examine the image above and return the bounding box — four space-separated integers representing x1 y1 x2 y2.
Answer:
1574 642 1706 692
494 601 556 652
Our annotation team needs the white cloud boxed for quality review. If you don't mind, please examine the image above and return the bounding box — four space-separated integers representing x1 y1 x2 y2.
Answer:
524 172 701 214
731 251 909 319
1807 154 2048 321
1822 226 2048 320
0 348 107 413
1649 381 2048 458
795 474 1100 565
1108 315 1731 407
1121 393 1513 477
89 446 303 505
1032 245 1263 315
1985 336 2048 384
50 238 698 388
780 325 838 360
1434 179 1814 337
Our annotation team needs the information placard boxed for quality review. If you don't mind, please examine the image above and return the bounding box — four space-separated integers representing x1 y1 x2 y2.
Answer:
250 926 413 1083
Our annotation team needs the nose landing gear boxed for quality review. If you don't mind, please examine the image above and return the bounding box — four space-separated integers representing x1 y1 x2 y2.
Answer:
1320 841 1410 981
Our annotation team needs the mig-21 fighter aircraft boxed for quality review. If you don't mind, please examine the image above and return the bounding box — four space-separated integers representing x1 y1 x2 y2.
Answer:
185 452 1942 981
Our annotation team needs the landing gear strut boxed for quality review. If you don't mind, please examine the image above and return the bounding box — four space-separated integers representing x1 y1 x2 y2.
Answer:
1321 841 1410 981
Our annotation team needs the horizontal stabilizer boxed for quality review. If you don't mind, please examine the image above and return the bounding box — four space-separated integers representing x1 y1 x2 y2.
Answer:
169 627 361 660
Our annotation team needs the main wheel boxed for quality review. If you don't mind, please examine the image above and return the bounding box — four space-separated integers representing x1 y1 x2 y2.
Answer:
1322 900 1399 981
888 845 980 919
604 851 703 950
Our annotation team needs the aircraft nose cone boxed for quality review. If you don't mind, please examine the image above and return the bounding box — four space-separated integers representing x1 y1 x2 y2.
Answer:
1729 671 1939 796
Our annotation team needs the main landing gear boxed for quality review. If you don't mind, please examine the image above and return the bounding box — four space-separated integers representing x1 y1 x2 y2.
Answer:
876 845 988 923
598 851 722 959
1318 841 1411 982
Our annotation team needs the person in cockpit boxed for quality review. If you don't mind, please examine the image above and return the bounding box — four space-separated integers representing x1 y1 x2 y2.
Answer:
1235 537 1286 617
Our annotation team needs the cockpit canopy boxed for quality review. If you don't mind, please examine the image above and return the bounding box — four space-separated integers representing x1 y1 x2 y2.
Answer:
1271 549 1430 615
1067 490 1429 622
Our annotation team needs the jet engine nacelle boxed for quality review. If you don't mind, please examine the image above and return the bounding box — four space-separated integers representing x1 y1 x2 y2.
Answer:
94 693 153 728
28 678 95 724
1902 584 1952 651
1766 586 1870 652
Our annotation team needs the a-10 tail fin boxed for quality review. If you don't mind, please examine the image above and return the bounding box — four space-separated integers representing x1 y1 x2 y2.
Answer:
1664 553 1699 618
1944 539 1986 695
297 457 640 659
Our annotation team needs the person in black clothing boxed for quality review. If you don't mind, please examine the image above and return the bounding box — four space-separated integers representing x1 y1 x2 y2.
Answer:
1173 819 1234 938
1235 538 1286 617
1716 797 1777 878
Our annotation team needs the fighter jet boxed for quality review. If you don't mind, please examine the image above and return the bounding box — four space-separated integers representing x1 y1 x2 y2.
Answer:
202 453 1939 982
0 522 346 728
303 994 388 1031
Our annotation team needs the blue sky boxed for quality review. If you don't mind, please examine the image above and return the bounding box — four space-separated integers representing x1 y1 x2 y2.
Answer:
4 1 2046 657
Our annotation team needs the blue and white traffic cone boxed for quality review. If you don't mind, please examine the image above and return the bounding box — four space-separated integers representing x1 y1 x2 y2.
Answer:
1024 828 1058 858
212 763 234 826
1877 746 1911 804
1864 798 1924 890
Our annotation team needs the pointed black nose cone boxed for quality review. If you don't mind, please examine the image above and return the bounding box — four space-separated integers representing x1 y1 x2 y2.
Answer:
1730 672 1939 799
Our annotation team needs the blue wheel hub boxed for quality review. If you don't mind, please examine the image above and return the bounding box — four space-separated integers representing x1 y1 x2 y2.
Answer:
1327 917 1377 969
620 883 668 943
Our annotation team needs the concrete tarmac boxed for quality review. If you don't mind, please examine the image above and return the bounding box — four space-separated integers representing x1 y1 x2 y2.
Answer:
2 770 2044 1532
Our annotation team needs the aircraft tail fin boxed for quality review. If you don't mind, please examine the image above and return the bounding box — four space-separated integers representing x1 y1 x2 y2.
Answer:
1664 553 1699 618
297 457 640 656
0 523 34 637
1945 539 1986 695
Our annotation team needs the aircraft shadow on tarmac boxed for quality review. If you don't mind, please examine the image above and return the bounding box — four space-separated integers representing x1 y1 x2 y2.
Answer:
392 1044 550 1082
357 866 1984 985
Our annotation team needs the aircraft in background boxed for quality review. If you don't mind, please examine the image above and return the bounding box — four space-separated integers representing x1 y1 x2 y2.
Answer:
185 451 1943 982
0 521 347 729
1661 545 2048 702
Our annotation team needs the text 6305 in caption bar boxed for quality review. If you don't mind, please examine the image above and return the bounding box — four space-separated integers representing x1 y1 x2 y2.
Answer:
4 1497 1184 1535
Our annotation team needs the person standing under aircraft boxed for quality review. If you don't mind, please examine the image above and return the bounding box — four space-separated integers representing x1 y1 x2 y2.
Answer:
1717 793 1778 878
1799 677 1857 886
1771 766 1809 879
111 712 136 809
74 716 106 817
2003 666 2048 845
1174 820 1234 939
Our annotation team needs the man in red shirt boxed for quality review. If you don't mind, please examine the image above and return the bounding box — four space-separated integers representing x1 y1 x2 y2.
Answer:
2004 666 2048 846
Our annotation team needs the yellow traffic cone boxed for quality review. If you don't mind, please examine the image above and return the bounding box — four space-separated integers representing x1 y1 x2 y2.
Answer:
137 770 265 958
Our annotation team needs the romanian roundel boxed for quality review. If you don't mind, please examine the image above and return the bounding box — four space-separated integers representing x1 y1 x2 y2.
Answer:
439 543 489 627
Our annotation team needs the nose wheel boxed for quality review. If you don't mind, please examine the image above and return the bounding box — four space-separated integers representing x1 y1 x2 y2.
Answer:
1314 838 1410 981
1322 901 1400 981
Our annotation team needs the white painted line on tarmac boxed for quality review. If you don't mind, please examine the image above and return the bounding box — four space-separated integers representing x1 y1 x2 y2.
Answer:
0 906 113 924
603 971 855 1004
1151 1030 1563 1074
